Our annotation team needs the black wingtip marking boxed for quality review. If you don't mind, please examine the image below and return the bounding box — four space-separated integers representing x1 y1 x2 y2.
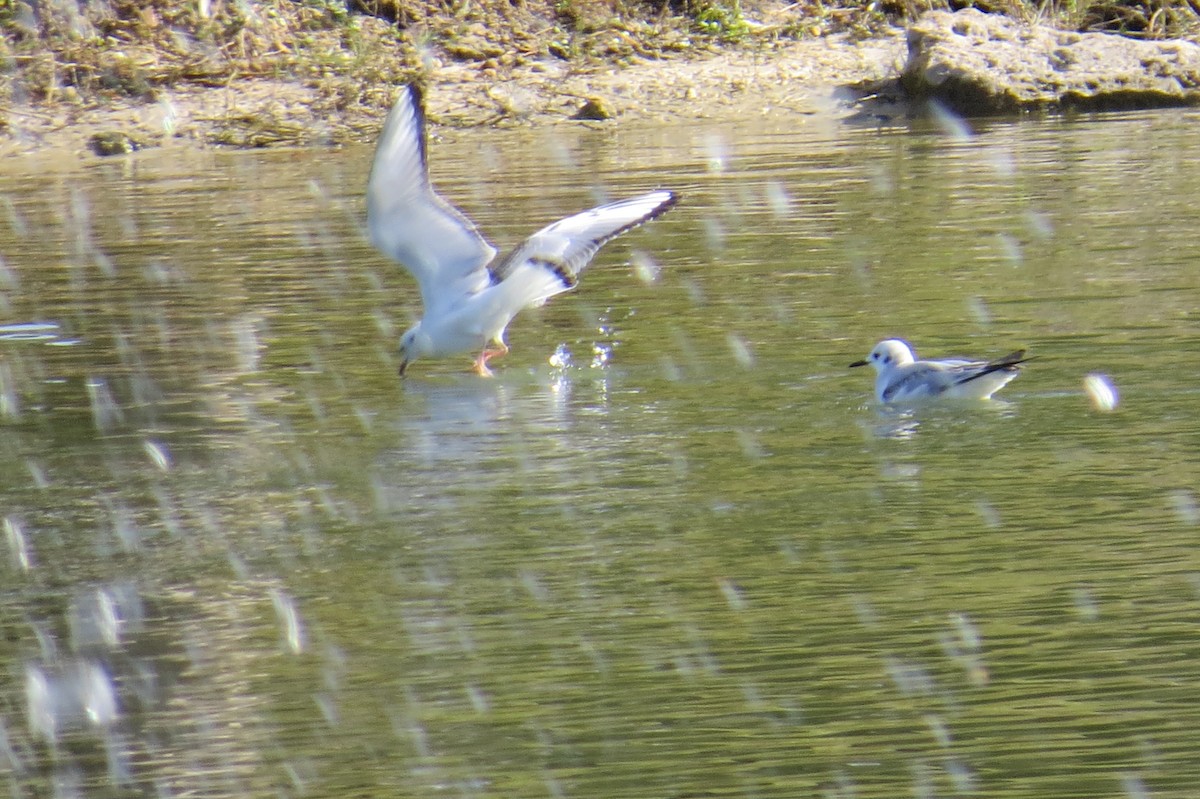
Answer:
639 190 681 229
536 257 578 289
955 349 1033 386
588 190 680 251
405 82 429 176
489 257 578 290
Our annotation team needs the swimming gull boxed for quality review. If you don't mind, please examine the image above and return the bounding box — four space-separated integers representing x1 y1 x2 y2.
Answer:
850 339 1031 403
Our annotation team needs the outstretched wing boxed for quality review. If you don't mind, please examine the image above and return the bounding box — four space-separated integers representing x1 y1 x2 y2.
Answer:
488 190 678 308
366 84 497 312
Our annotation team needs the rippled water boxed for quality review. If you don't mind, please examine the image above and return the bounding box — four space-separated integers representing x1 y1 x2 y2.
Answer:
2 106 1199 798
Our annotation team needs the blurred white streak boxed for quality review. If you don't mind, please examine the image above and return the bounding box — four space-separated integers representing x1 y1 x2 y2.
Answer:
851 595 880 627
946 760 976 793
995 232 1022 265
85 377 124 432
69 188 115 278
152 486 183 536
1083 373 1119 412
519 571 549 602
157 97 178 135
5 515 32 572
547 138 575 170
232 314 264 372
0 361 19 418
143 440 172 472
703 133 728 173
1 196 28 237
27 460 50 488
1121 773 1150 799
885 656 934 696
867 164 894 196
372 308 397 339
0 253 17 290
1072 586 1100 620
924 713 952 747
0 716 21 774
986 147 1016 177
316 693 340 725
270 588 306 654
726 333 754 368
466 683 490 713
25 661 119 743
943 612 989 686
973 498 1001 528
1169 490 1198 526
544 773 566 799
911 762 935 799
966 296 992 326
736 429 766 460
69 590 120 649
928 100 973 141
680 275 705 306
69 584 144 651
657 355 683 382
630 249 660 284
1026 209 1055 239
24 666 53 741
703 216 726 252
951 612 982 651
716 577 747 611
765 179 792 217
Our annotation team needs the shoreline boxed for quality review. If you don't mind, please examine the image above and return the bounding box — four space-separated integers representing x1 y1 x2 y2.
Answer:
0 31 907 160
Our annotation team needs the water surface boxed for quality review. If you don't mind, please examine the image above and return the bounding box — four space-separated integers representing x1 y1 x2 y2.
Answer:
1 107 1199 798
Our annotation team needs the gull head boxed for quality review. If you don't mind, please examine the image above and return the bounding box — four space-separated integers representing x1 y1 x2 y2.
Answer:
849 339 917 374
398 322 431 376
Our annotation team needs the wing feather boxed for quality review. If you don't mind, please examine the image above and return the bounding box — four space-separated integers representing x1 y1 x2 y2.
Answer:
953 350 1029 385
883 363 955 402
487 190 678 307
366 85 497 312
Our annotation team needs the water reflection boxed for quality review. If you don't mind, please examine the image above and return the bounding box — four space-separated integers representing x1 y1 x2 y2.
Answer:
1 109 1199 797
860 399 1019 440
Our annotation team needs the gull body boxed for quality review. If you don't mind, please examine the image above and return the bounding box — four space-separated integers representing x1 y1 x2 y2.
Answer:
367 84 678 376
849 339 1030 403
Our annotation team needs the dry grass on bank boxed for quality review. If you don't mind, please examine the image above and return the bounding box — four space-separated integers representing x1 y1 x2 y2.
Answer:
1 0 1197 149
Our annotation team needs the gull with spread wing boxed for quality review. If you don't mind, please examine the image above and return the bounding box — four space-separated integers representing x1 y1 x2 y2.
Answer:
367 84 678 376
850 339 1031 403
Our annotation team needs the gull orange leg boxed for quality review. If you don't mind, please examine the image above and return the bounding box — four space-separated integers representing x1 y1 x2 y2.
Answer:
472 341 509 377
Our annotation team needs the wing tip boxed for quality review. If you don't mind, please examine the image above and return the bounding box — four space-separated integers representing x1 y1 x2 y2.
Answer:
994 349 1032 369
651 189 680 218
955 348 1034 386
605 189 680 241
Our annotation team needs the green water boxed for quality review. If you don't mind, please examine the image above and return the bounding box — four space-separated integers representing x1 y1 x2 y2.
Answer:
1 108 1199 798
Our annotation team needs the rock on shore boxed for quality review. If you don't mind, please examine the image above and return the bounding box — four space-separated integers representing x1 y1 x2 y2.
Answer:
900 9 1200 114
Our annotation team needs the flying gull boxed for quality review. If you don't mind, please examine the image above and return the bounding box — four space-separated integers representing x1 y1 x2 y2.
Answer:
367 84 678 376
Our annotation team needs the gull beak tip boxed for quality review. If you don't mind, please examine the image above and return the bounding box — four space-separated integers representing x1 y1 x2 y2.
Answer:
848 359 868 368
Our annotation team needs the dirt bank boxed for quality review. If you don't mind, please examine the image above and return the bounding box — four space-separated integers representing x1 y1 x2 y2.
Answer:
8 0 1195 160
2 33 905 159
